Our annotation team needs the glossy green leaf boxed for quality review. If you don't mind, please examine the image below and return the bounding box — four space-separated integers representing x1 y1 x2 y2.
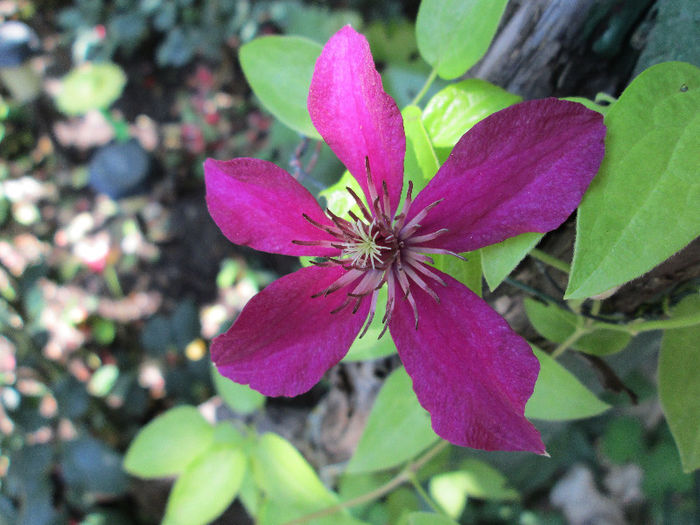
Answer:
423 79 522 147
348 367 438 473
404 512 459 525
239 36 322 138
55 63 126 116
123 406 214 478
481 232 543 291
163 445 246 525
403 105 439 193
252 433 363 525
212 365 265 414
429 460 518 518
524 298 631 356
525 346 610 421
416 0 508 79
567 62 700 299
659 293 700 472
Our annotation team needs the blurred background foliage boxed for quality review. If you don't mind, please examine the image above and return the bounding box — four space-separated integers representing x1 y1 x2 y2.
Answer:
0 0 698 524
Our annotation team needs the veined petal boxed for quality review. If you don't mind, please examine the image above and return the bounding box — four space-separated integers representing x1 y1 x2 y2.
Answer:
205 158 337 256
388 269 545 453
308 25 405 215
408 99 605 253
212 265 369 397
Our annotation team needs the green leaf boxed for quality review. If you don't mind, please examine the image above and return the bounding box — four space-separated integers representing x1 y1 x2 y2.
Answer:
481 232 543 291
253 433 336 505
525 346 610 421
416 0 508 79
163 445 246 525
123 406 214 478
366 19 418 65
87 364 119 397
404 512 459 525
92 318 116 345
285 5 362 44
640 441 693 501
562 96 610 115
338 471 392 517
55 63 126 116
567 62 700 299
252 433 363 525
212 365 265 414
659 293 700 472
343 287 398 362
422 79 522 147
239 36 322 138
348 367 438 473
212 422 245 447
319 169 363 218
433 252 482 297
429 460 518 518
403 105 439 193
601 417 645 464
524 298 631 356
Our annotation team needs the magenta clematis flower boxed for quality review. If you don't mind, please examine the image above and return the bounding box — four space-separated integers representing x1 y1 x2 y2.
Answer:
205 26 605 453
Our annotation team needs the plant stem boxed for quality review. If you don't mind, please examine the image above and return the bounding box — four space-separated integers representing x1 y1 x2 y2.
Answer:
407 472 446 516
282 440 449 525
411 68 438 107
503 277 568 308
550 305 700 359
596 310 700 335
551 329 586 358
529 248 571 274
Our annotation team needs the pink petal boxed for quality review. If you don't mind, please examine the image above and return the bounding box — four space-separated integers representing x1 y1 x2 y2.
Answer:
407 99 605 253
308 25 405 215
388 269 545 453
205 158 337 256
212 265 369 397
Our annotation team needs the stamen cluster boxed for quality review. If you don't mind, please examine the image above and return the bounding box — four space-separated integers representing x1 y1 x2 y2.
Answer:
293 160 461 337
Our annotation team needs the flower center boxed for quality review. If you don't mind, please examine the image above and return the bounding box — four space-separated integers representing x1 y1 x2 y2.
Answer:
339 220 393 270
292 159 462 337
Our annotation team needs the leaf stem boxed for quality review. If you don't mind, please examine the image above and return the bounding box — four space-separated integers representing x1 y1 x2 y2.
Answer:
529 248 571 274
595 310 700 335
411 68 438 106
551 329 586 358
407 472 446 516
282 440 449 525
550 305 700 359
